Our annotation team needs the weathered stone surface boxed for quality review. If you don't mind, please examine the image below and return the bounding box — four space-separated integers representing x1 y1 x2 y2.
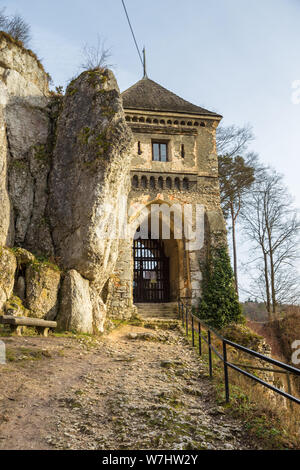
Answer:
57 270 93 334
8 160 34 244
25 262 61 320
48 69 133 287
15 275 25 301
0 99 14 246
13 247 35 265
89 283 106 334
24 145 54 255
0 33 51 250
0 246 17 310
4 294 29 317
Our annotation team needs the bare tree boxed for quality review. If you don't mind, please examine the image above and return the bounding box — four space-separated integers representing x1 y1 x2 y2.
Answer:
216 124 254 158
80 35 112 71
0 8 7 29
217 124 256 296
241 168 300 316
0 8 31 46
218 154 255 295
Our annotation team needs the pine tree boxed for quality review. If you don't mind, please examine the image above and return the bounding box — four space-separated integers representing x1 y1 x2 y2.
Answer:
197 245 244 329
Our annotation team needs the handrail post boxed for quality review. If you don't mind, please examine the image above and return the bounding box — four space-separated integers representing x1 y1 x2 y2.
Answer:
186 306 189 337
191 315 194 347
208 330 213 378
198 322 202 356
223 340 230 403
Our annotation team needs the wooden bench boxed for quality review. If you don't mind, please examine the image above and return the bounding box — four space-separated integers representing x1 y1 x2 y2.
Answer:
0 315 57 337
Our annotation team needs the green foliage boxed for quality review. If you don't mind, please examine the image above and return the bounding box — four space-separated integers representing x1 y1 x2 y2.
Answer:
197 245 244 329
218 154 255 220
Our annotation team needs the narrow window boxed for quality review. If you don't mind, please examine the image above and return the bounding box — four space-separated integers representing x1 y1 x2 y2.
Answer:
132 175 139 188
166 177 172 189
138 141 142 155
150 176 155 189
181 144 185 159
152 141 168 162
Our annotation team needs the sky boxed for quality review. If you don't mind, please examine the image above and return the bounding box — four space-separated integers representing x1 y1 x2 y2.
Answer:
2 0 300 298
2 0 299 206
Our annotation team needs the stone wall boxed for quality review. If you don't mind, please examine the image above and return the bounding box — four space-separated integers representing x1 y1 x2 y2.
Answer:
107 109 226 317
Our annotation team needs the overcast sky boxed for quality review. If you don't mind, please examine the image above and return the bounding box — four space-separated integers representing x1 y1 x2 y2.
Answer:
2 0 300 297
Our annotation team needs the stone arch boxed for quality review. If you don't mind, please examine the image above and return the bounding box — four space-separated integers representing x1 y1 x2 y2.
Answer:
174 177 181 190
158 176 164 190
183 177 189 190
166 177 172 189
129 199 189 302
132 175 139 188
141 175 147 189
150 176 156 189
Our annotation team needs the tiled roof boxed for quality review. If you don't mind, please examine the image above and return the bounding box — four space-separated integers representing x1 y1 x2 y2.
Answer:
122 77 221 118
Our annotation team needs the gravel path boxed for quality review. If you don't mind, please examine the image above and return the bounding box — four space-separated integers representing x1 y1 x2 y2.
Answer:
0 322 261 450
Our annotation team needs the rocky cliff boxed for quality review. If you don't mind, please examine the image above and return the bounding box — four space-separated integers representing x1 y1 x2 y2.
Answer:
0 32 133 333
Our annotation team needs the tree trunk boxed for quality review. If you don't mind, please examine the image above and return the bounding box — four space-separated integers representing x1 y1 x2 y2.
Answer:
231 205 239 297
266 226 277 315
263 250 271 318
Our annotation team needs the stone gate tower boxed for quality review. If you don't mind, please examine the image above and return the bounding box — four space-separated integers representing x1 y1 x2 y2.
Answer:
107 76 226 319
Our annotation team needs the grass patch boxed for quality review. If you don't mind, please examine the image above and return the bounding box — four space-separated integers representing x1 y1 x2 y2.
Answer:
181 321 300 449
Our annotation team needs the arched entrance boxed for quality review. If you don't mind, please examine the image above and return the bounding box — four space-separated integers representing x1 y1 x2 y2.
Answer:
133 239 170 303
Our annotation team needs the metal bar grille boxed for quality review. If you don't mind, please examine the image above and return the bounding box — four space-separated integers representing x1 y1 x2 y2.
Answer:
133 239 170 303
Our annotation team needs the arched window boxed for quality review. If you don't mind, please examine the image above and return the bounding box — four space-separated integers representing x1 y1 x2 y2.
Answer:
158 176 164 189
175 177 180 190
141 176 147 189
138 141 142 155
132 175 139 188
166 177 172 189
183 177 189 190
150 176 155 189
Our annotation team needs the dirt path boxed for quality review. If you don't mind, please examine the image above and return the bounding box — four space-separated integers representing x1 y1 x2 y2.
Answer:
0 322 262 450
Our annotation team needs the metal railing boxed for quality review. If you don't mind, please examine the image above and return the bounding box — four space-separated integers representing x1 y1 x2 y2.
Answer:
178 300 300 405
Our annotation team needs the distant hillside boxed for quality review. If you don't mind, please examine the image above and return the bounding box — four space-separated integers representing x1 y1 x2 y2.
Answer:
242 302 269 322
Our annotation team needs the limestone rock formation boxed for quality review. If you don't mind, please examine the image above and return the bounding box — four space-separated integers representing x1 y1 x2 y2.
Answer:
0 32 52 253
58 270 93 334
0 34 134 333
0 246 16 310
25 262 61 320
48 69 133 285
90 283 107 334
